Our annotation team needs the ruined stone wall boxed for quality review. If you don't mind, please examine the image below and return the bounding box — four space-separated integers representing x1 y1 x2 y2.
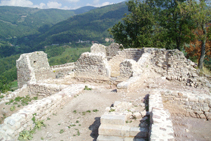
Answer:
51 63 75 78
106 43 121 57
117 52 152 92
0 84 85 140
149 92 175 141
27 82 68 96
149 49 211 90
74 52 110 80
16 51 55 88
51 62 74 69
108 48 144 77
0 85 28 105
160 89 211 120
91 44 106 56
119 59 138 79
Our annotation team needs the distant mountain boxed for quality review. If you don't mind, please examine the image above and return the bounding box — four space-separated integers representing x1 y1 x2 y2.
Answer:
73 6 96 15
21 2 128 50
0 6 96 39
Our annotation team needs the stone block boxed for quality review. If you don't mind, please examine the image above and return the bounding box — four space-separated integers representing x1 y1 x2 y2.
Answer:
121 126 130 137
99 124 123 136
125 137 146 141
101 114 126 125
97 135 123 141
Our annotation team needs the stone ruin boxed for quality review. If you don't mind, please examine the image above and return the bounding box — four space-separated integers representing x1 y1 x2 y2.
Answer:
0 43 211 140
16 51 55 88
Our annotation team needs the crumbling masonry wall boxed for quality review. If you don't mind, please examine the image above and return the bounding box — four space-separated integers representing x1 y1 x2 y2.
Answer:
149 91 175 141
16 51 55 88
74 52 111 80
0 84 85 140
108 48 144 77
51 63 75 78
160 89 211 120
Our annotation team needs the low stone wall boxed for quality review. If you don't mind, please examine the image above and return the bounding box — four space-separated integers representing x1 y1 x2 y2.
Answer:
28 82 68 96
160 89 211 120
149 92 175 141
52 66 75 78
74 52 110 80
98 101 148 141
0 85 28 105
0 84 85 140
51 62 74 69
51 63 75 78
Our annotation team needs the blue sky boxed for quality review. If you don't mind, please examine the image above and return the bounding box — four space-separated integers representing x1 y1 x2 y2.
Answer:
0 0 125 9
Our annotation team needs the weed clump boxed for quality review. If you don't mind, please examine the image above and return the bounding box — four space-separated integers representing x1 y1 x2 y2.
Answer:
84 86 92 90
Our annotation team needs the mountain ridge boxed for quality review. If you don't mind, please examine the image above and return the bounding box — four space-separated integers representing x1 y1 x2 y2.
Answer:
0 6 96 39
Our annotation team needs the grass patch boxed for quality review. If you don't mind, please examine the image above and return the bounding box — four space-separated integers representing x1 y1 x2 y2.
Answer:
0 95 4 99
84 86 92 90
10 105 15 111
86 110 91 113
11 80 18 90
109 109 115 112
18 113 45 140
59 129 64 134
93 109 99 112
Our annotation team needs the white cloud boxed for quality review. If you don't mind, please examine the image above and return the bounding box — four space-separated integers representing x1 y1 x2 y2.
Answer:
87 1 113 7
47 1 62 9
0 0 33 7
0 0 81 9
101 2 112 7
34 3 46 9
64 0 80 3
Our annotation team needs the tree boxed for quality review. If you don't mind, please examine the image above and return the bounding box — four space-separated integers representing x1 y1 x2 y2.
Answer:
109 0 195 49
185 24 211 63
154 0 195 50
180 0 211 69
109 0 157 48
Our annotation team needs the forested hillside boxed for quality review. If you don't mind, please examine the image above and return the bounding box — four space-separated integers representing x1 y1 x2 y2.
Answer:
16 2 128 51
0 7 74 39
0 6 96 40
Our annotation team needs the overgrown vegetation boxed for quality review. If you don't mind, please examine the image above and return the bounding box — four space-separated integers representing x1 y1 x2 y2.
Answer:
110 0 211 70
84 86 92 90
18 113 45 140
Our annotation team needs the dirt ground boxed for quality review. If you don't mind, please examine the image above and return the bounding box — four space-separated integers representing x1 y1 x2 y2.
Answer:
2 76 211 141
31 84 149 141
164 99 211 141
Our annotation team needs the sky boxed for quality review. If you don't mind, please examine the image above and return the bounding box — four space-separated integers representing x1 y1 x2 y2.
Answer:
0 0 126 10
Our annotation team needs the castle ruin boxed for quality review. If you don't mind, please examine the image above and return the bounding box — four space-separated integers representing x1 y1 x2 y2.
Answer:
0 43 211 141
